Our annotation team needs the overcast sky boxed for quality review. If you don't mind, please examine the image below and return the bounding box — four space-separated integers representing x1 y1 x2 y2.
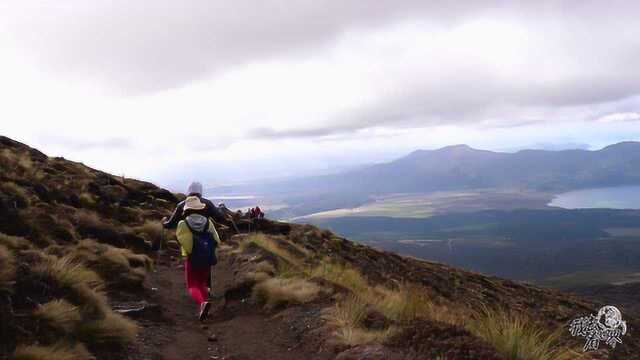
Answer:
1 1 640 190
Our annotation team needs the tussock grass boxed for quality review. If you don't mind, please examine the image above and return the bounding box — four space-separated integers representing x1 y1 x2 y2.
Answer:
0 232 31 250
373 283 432 323
32 254 108 316
134 221 163 248
13 342 91 360
72 239 152 285
0 181 30 208
246 261 277 282
78 193 96 208
254 261 276 275
34 299 81 333
247 271 272 283
326 294 368 329
242 233 303 267
74 210 121 244
32 255 104 290
252 277 323 309
334 326 397 346
0 245 16 290
77 312 138 346
468 308 579 360
309 261 370 294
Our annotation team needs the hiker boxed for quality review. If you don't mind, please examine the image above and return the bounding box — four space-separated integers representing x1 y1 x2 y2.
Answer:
175 195 220 321
255 206 264 219
162 181 226 228
162 181 225 304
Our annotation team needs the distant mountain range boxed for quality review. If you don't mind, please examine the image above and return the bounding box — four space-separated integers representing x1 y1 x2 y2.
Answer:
211 142 640 213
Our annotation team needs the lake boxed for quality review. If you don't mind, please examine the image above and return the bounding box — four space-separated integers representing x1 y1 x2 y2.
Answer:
549 186 640 209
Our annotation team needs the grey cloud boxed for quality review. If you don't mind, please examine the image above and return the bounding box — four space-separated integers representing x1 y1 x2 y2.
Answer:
37 135 134 150
1 1 491 94
8 1 640 95
5 1 640 138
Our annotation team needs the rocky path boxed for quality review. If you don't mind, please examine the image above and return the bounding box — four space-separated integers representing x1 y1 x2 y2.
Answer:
133 248 324 360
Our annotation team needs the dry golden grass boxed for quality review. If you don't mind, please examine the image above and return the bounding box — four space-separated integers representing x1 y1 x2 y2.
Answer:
78 192 96 207
372 283 433 323
0 233 31 250
247 271 272 283
77 312 138 346
125 251 153 271
467 307 581 360
72 239 152 284
0 245 16 290
134 220 163 248
334 326 397 346
32 255 104 291
326 294 368 329
242 233 304 267
254 260 276 275
13 342 91 360
252 277 323 309
309 261 370 294
34 299 81 333
0 181 30 208
31 254 109 316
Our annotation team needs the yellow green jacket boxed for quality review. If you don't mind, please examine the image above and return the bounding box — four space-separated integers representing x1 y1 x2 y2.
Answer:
176 218 221 258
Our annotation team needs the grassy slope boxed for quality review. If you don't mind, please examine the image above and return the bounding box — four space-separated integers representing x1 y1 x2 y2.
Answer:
2 135 639 359
0 136 176 359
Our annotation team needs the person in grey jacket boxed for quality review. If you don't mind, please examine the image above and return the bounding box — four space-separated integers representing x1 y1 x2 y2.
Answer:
162 181 225 229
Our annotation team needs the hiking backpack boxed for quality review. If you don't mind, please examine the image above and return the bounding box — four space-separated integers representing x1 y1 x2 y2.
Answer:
186 221 218 267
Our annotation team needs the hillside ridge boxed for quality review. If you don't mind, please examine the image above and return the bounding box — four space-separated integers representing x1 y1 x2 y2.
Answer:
1 136 638 359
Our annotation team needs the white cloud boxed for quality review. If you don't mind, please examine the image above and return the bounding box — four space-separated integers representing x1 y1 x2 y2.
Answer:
1 1 640 188
597 112 640 123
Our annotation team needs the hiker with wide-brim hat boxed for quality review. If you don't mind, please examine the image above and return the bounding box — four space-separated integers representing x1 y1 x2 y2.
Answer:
175 195 221 321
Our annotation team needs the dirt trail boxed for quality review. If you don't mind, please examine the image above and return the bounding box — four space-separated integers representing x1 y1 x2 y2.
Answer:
136 249 323 360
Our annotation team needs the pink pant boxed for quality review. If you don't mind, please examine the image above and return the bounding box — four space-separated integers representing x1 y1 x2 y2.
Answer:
184 260 210 305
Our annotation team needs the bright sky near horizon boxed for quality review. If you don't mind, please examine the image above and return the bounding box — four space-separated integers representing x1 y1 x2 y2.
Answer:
1 1 639 190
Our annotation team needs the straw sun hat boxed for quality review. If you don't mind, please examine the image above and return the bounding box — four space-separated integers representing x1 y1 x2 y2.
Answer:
183 196 206 211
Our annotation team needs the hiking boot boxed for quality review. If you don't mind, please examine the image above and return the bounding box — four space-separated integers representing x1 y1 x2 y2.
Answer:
199 301 211 321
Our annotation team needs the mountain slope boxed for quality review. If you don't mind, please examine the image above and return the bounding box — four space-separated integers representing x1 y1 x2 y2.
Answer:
0 136 179 359
341 142 640 193
1 136 639 359
213 142 640 218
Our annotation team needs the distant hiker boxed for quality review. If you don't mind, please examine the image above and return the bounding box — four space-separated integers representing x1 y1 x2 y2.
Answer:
162 181 226 228
175 196 220 321
255 206 264 219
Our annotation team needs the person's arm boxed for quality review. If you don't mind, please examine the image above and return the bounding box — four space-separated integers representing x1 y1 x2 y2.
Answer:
163 201 185 229
203 198 225 223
